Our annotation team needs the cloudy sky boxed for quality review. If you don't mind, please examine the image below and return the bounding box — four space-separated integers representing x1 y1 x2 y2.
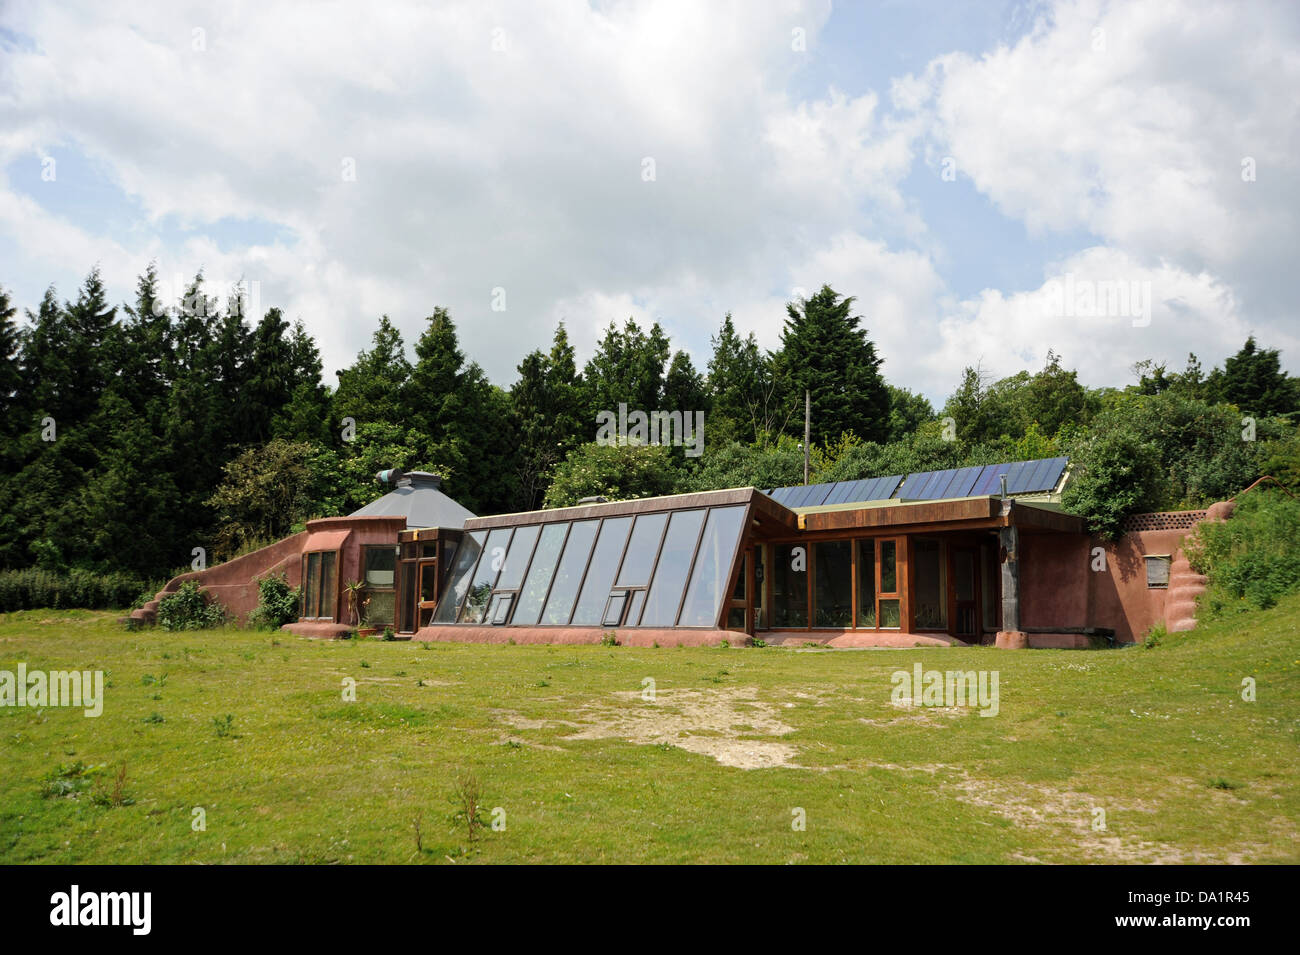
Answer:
1 0 1297 405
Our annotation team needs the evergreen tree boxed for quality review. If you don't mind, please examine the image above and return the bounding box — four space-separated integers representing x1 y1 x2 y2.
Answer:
706 313 781 443
581 318 670 419
333 315 411 428
773 285 891 444
510 323 587 510
1206 336 1298 418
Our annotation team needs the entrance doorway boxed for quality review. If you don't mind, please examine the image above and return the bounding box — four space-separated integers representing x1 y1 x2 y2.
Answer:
950 545 980 642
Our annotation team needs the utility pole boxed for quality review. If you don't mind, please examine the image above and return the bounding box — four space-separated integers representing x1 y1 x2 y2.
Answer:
803 389 810 485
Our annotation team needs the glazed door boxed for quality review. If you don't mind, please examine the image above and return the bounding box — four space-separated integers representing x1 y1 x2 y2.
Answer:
951 546 979 642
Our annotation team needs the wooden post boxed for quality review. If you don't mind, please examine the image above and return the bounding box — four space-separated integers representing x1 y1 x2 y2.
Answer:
997 524 1026 647
803 389 810 485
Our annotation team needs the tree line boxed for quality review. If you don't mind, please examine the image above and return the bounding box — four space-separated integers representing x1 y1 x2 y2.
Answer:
1 267 1297 584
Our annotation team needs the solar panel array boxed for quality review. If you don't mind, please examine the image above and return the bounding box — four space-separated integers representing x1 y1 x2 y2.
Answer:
766 456 1067 509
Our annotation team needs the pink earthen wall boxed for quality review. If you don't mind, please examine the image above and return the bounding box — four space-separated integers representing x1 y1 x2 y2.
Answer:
131 515 406 628
1018 522 1202 644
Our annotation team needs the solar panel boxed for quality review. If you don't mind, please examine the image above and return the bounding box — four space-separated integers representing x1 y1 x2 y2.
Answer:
763 458 1065 509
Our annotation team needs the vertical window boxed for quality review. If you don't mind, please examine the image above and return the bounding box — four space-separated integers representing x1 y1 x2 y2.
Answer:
362 545 398 627
877 537 901 630
772 543 808 628
678 506 746 627
540 520 600 624
812 540 852 628
513 523 568 626
856 541 875 628
638 509 706 627
301 551 337 621
913 538 946 629
571 517 633 625
399 562 417 633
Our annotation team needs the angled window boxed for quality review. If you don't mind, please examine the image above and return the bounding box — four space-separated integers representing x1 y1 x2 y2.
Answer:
638 509 706 627
678 506 746 627
458 528 513 624
513 523 569 626
432 531 485 623
301 551 338 622
571 517 634 625
540 520 600 624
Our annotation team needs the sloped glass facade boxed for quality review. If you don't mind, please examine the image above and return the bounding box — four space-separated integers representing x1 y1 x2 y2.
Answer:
430 504 747 628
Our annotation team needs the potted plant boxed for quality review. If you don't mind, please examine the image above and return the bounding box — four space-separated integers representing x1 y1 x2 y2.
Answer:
355 593 379 638
344 579 367 629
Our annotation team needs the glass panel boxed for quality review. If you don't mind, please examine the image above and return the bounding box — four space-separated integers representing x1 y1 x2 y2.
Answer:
513 523 567 625
812 541 852 628
399 563 417 632
304 553 319 618
364 546 397 586
458 528 513 624
955 551 975 601
626 589 646 627
732 553 747 600
496 524 540 592
982 543 998 631
678 506 747 627
488 592 513 625
726 606 747 630
432 531 485 623
421 542 438 558
540 520 600 624
366 591 395 627
420 562 439 602
572 517 634 625
638 509 706 627
856 541 875 628
913 538 946 629
401 541 418 560
602 591 628 628
880 540 897 593
614 513 668 587
879 597 901 629
772 542 809 628
319 552 336 622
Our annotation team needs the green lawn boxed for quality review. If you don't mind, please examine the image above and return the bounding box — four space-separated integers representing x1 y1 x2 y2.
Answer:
1 597 1297 864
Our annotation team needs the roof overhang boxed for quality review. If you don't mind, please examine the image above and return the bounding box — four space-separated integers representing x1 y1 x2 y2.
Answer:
466 486 799 533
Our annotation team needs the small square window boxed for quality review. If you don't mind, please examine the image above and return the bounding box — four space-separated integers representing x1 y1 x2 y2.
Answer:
1145 555 1171 589
488 593 514 626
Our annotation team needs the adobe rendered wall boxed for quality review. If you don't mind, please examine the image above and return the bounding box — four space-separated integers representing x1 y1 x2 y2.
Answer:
130 515 407 630
129 531 308 627
1017 510 1213 645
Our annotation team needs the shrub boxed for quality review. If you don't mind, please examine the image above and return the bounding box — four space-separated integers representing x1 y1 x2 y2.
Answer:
156 582 228 631
1184 488 1300 617
248 573 300 630
0 568 146 612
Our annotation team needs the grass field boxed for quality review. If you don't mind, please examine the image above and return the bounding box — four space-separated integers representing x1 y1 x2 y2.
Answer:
2 597 1297 864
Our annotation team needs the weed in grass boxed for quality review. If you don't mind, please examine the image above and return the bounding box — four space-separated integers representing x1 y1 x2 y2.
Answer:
360 661 371 669
750 637 767 648
412 809 424 854
92 762 133 808
212 714 235 739
450 770 487 843
41 761 95 799
1209 778 1241 790
142 712 165 724
600 631 619 647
